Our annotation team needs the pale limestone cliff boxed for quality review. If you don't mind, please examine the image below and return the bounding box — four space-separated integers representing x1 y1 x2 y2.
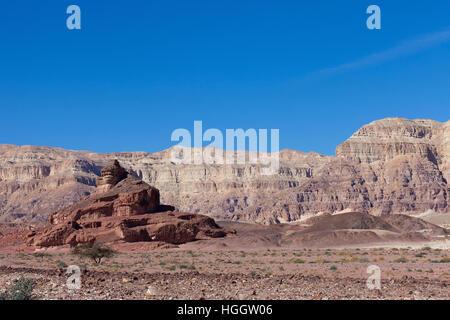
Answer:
336 118 449 175
0 118 448 224
0 145 330 223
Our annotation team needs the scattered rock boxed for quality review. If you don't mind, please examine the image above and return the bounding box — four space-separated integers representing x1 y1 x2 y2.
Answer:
145 286 158 297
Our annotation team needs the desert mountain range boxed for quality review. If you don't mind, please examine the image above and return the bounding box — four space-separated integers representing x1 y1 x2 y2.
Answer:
0 117 449 225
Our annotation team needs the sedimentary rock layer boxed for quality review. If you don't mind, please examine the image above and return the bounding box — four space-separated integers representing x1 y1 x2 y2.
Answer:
0 117 449 225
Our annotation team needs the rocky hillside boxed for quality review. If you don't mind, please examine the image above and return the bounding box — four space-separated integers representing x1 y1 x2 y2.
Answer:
0 118 449 224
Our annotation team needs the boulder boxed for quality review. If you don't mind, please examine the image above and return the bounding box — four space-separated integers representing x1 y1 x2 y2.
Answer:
96 159 128 193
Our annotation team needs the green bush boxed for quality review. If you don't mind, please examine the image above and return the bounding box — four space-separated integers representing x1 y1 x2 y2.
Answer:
0 277 36 300
32 252 51 258
292 259 305 264
71 242 115 264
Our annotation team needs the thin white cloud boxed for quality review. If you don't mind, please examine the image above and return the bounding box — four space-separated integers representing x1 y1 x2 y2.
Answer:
316 29 450 76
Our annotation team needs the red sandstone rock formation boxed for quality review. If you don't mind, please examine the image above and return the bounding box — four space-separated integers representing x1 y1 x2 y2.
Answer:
28 160 230 247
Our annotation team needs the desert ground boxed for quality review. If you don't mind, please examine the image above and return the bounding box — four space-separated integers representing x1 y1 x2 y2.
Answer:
0 247 449 300
1 219 449 300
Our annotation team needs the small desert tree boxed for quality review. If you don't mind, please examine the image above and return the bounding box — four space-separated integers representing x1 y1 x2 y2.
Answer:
72 242 115 264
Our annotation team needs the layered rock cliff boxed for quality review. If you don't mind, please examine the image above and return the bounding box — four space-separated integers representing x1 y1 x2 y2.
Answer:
242 118 450 223
0 145 331 224
0 118 449 225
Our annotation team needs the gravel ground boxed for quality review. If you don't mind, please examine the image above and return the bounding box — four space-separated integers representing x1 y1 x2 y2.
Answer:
0 247 449 300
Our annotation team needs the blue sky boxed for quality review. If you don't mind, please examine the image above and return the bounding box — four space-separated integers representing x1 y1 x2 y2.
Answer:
0 1 449 155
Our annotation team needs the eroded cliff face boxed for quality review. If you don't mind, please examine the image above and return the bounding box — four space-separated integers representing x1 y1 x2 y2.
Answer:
0 144 330 223
0 117 449 225
241 118 450 224
336 118 450 181
246 154 449 224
